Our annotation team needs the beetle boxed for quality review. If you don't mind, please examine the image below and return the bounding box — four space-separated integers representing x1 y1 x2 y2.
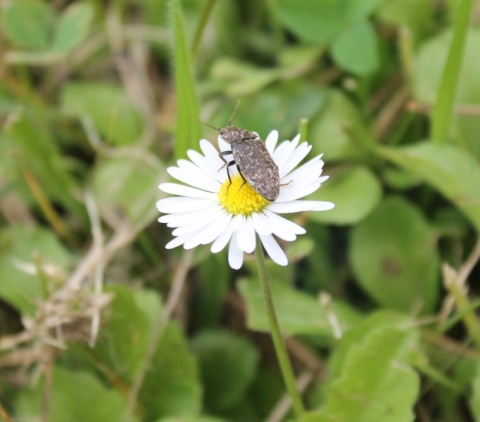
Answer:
199 101 280 201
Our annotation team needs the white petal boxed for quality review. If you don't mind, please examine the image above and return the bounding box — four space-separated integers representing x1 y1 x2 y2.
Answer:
165 235 189 249
211 214 243 253
211 228 233 253
276 180 322 202
259 234 288 266
272 141 291 166
200 139 221 160
268 200 335 213
236 216 256 253
159 183 216 198
260 210 300 241
273 135 299 169
265 130 279 154
199 213 233 245
279 142 312 178
228 232 244 269
283 156 324 183
172 208 224 236
158 205 223 227
169 161 220 191
264 209 306 235
183 213 232 249
157 197 216 213
187 149 224 182
251 212 273 236
218 136 231 152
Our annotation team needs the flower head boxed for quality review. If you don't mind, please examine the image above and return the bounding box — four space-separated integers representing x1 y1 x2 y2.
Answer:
157 130 334 269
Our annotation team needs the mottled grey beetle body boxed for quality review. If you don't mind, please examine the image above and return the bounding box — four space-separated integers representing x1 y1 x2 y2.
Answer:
219 126 280 201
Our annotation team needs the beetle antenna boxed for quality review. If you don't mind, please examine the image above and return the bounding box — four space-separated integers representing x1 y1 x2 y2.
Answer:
228 99 241 126
193 119 220 131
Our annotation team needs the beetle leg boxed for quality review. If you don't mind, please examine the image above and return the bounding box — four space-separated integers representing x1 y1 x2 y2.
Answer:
218 150 233 171
236 166 248 191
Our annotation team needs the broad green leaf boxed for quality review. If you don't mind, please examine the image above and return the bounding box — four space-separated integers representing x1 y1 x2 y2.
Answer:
0 225 74 314
247 368 284 420
139 321 202 419
238 278 362 341
278 0 380 44
378 142 480 232
310 90 375 161
15 366 138 422
414 29 480 157
61 82 143 145
53 3 94 55
170 0 201 160
93 286 150 382
207 81 326 143
91 154 165 225
1 0 53 49
310 166 382 225
349 196 439 313
414 29 480 104
191 330 259 412
326 311 415 381
331 20 379 75
209 58 279 98
377 0 434 41
309 323 419 421
133 288 164 338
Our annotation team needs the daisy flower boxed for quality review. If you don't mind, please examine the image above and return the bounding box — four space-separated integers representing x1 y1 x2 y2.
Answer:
157 130 334 270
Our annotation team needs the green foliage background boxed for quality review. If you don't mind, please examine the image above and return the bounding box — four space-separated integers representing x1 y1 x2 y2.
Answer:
1 0 480 421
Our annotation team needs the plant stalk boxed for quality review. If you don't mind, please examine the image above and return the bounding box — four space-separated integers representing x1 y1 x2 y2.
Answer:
255 240 305 419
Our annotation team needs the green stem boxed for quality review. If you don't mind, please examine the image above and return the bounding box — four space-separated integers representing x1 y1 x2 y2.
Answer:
430 0 473 144
255 240 305 419
443 264 480 350
191 0 217 58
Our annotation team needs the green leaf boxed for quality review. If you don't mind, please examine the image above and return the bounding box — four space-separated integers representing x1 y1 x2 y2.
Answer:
133 288 164 338
6 109 81 214
414 28 480 156
61 82 143 145
238 278 362 341
310 90 375 161
378 142 480 232
278 0 380 44
326 311 415 381
1 0 53 49
429 0 474 144
349 196 440 313
310 166 382 225
52 3 94 55
376 0 434 40
208 81 326 144
170 0 201 161
90 154 165 225
139 322 202 419
93 286 150 382
310 319 419 421
331 20 379 75
15 366 138 422
191 330 259 412
0 225 74 314
469 362 480 419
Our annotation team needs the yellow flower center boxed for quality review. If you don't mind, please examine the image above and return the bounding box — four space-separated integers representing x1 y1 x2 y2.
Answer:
218 174 270 215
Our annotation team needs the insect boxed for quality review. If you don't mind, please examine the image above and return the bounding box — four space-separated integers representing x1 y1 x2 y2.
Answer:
198 101 280 201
